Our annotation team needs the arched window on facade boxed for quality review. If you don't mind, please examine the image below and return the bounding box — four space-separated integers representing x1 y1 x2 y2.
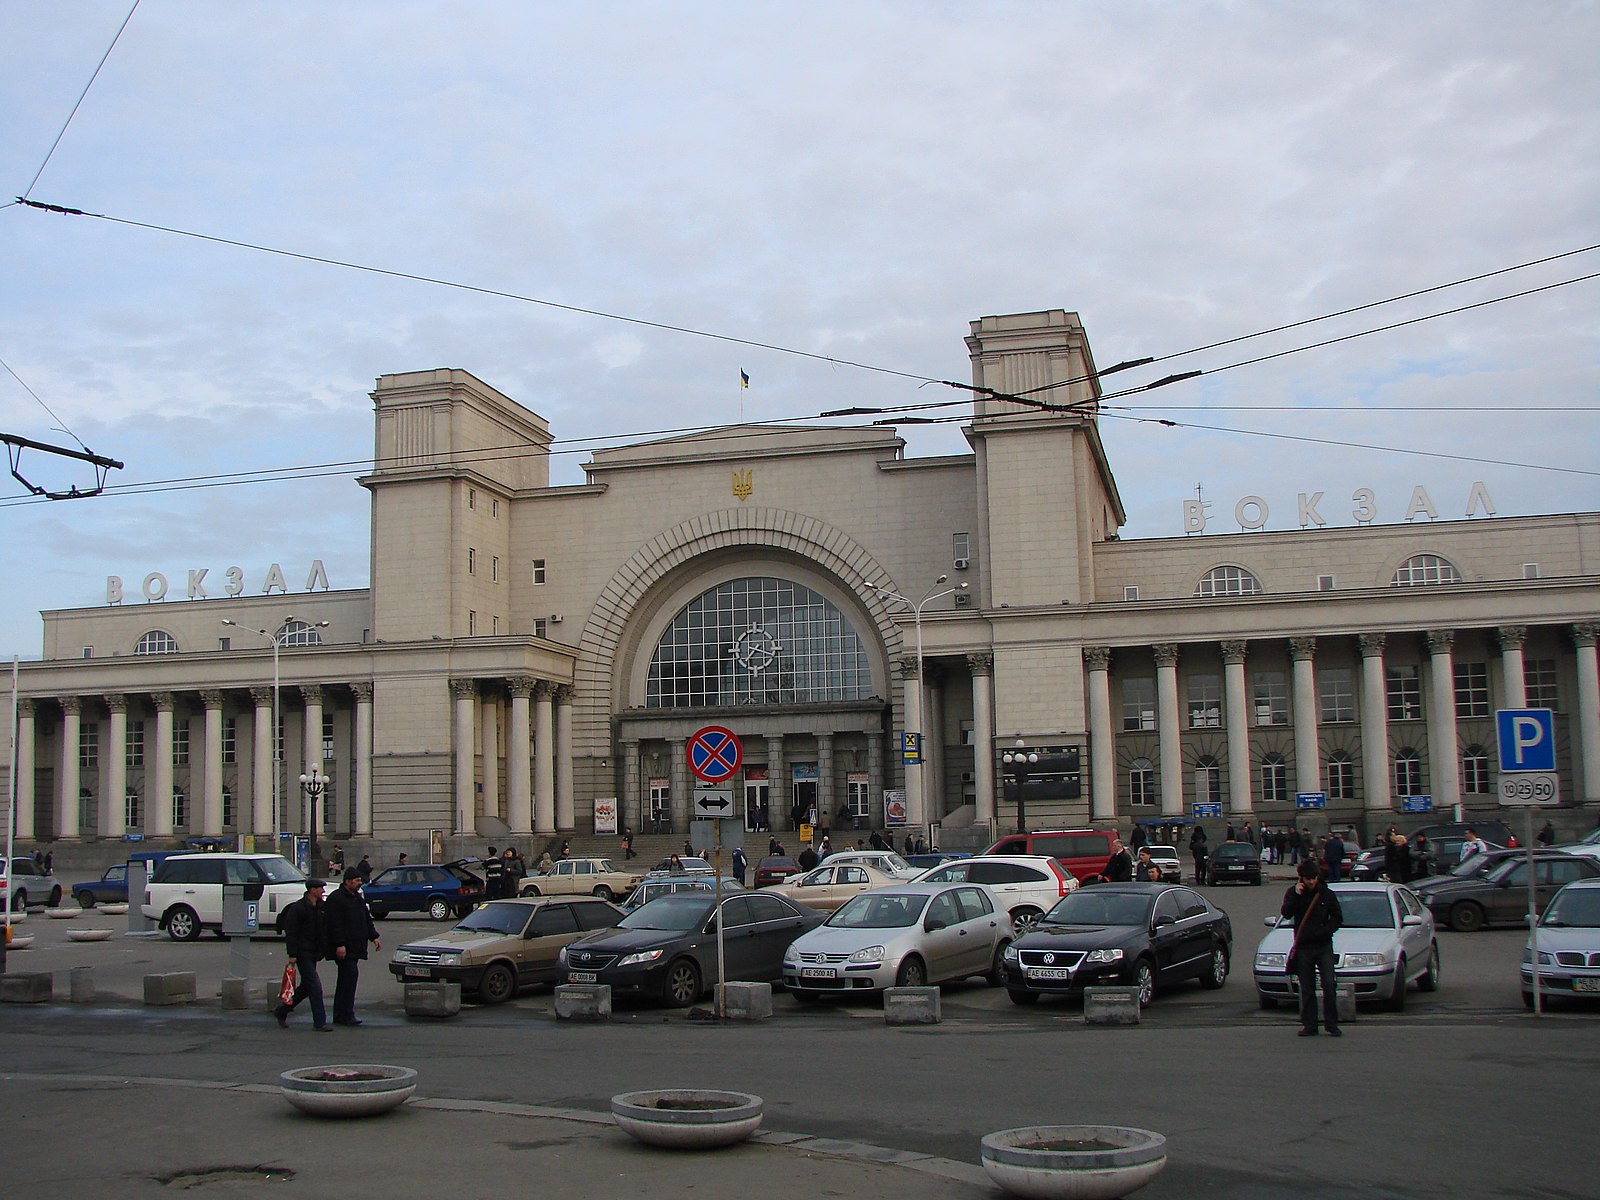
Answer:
279 619 324 647
1393 748 1424 797
1326 751 1356 802
135 630 179 655
645 576 874 708
1260 752 1288 804
1194 564 1264 597
1461 745 1491 795
1129 757 1156 806
1192 754 1221 806
1391 554 1461 587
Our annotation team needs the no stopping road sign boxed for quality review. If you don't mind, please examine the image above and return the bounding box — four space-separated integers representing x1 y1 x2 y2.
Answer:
688 726 743 783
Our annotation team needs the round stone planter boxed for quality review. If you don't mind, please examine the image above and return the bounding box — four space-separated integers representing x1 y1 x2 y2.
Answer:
99 903 129 915
7 935 33 950
279 1064 418 1118
46 908 80 920
68 928 114 942
611 1089 763 1149
981 1126 1168 1200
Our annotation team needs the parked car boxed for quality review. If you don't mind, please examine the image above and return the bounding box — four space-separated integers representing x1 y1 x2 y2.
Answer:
73 865 129 908
644 856 714 878
1206 841 1263 886
4 857 62 910
621 876 744 911
985 829 1117 883
769 862 901 912
1253 882 1439 1012
519 856 642 902
1000 883 1233 1007
753 855 802 887
1412 851 1600 932
819 850 920 879
1553 827 1600 863
912 855 1078 932
364 860 485 921
903 851 970 870
1351 836 1506 880
558 889 821 1007
1143 845 1183 884
389 896 624 1003
783 881 1015 998
1520 877 1600 1008
140 853 307 940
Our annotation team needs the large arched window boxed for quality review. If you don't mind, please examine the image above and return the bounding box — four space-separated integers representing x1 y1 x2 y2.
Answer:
645 577 874 708
1391 554 1461 587
1194 565 1264 597
278 619 323 647
135 630 179 655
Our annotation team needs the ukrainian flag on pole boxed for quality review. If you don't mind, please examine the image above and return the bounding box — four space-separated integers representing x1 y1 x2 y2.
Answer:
740 370 750 389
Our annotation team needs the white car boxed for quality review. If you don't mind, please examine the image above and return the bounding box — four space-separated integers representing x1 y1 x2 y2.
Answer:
1554 828 1600 863
1253 882 1439 1012
140 852 307 941
912 854 1078 932
820 850 920 879
1521 877 1600 1008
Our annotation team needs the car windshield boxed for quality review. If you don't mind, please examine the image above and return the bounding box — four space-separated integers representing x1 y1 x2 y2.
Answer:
1214 845 1254 861
1542 889 1600 928
454 902 532 935
619 894 713 931
1337 893 1397 929
1042 891 1153 927
257 858 307 884
827 893 929 929
1445 853 1500 878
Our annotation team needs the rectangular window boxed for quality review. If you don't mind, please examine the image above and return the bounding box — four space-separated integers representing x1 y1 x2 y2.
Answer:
847 774 870 819
534 619 548 639
1522 563 1540 580
467 547 477 575
79 722 99 770
1319 668 1355 723
532 558 547 585
1123 585 1139 601
468 610 477 636
1524 658 1558 710
125 790 141 829
953 532 970 561
1317 574 1335 591
491 556 500 582
1386 666 1423 721
1252 671 1289 726
222 785 234 828
1462 749 1491 794
1327 755 1356 802
492 615 500 635
1454 662 1490 718
467 487 476 510
492 498 499 518
126 720 145 768
173 719 190 767
1122 678 1156 731
222 716 237 764
82 646 94 659
1186 674 1222 728
648 780 671 831
219 637 231 651
322 713 335 759
172 787 188 830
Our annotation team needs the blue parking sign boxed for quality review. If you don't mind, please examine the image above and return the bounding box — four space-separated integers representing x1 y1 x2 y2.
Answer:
1496 708 1555 772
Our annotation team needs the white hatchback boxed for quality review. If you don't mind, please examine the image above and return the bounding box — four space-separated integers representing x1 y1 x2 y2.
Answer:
141 853 308 941
912 855 1078 932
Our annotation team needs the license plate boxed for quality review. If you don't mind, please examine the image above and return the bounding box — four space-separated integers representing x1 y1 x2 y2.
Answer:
404 966 432 978
801 967 836 980
1574 977 1600 993
1027 968 1073 980
568 971 597 983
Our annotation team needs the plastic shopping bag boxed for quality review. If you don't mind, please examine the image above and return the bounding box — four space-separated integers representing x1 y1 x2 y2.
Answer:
278 961 298 1006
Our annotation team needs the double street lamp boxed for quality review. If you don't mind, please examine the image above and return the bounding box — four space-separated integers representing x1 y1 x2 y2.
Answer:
300 764 327 873
1002 739 1039 834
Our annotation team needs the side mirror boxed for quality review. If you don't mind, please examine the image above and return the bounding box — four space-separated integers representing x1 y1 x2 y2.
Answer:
1262 916 1279 927
1152 914 1175 930
925 917 947 933
1400 914 1423 927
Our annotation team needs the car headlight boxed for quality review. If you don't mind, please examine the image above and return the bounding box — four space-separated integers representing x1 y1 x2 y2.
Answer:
434 950 462 965
1525 949 1553 965
392 949 412 964
1084 948 1124 965
1342 953 1387 968
558 945 569 964
1003 943 1020 962
848 945 885 964
783 947 799 964
618 948 664 967
1256 952 1287 971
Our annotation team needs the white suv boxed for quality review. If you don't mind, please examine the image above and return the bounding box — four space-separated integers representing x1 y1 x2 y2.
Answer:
912 854 1079 932
141 853 307 941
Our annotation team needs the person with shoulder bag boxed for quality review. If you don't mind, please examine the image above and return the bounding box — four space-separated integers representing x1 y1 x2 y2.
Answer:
1281 859 1344 1037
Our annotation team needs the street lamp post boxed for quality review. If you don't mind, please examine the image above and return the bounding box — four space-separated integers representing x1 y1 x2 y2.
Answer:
299 764 327 874
867 575 969 832
1002 739 1039 834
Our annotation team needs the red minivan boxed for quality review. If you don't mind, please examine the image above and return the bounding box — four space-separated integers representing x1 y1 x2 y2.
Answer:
985 829 1118 883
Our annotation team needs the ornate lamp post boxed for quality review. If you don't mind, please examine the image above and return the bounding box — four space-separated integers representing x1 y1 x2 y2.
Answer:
1002 739 1039 834
299 763 327 874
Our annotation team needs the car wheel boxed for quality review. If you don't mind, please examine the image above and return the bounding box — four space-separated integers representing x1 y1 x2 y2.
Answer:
48 886 62 907
522 885 541 896
1009 906 1042 934
166 905 201 942
1383 959 1408 1012
76 892 96 909
11 890 26 912
1199 944 1229 989
986 940 1011 987
663 959 701 1008
592 886 614 901
1132 959 1156 1008
1258 992 1278 1010
428 897 453 921
478 962 517 1004
1449 901 1486 933
1007 988 1040 1006
895 955 928 989
1418 942 1441 993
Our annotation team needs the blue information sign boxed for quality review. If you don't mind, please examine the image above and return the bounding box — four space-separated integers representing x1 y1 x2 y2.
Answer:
1192 802 1223 819
1496 708 1556 772
1295 792 1327 809
901 732 922 764
1400 795 1433 813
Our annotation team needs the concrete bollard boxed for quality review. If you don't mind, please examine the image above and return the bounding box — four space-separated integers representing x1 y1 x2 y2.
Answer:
219 976 275 1010
1084 985 1142 1025
554 983 612 1021
883 986 941 1025
143 971 197 1006
1335 982 1357 1023
721 981 773 1021
404 981 462 1018
1 972 53 1004
70 966 95 1004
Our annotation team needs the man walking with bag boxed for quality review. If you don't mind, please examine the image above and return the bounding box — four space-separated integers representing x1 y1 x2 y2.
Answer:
273 878 331 1032
325 867 381 1026
1282 859 1344 1037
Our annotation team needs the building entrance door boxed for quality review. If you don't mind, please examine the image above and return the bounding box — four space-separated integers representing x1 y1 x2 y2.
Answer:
790 763 818 831
744 770 769 832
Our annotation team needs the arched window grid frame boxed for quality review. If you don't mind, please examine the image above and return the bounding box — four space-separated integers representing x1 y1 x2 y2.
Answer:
1391 553 1462 588
278 619 323 647
1194 564 1265 598
134 629 179 656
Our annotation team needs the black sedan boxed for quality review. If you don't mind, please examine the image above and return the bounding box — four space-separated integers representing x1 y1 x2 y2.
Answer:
1413 850 1600 932
557 889 822 1007
1000 883 1232 1007
1206 841 1262 885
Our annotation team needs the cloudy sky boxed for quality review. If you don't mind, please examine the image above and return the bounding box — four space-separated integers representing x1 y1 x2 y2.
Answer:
2 1 1596 660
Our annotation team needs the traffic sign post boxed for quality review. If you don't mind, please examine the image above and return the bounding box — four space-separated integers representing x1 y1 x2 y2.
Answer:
1497 707 1557 1017
686 726 744 1021
687 726 743 783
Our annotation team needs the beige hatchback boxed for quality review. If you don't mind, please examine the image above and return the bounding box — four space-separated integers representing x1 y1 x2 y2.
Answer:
769 862 901 912
519 857 643 902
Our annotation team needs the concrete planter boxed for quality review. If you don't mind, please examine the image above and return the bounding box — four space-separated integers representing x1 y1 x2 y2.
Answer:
981 1125 1167 1200
279 1064 418 1118
7 935 33 950
46 908 80 919
610 1089 763 1149
99 903 129 915
67 928 113 942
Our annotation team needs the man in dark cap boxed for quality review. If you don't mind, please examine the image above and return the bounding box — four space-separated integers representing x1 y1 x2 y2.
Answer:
324 867 381 1026
274 878 331 1032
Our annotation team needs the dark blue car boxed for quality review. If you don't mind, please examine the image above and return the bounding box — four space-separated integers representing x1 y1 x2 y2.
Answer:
364 861 485 921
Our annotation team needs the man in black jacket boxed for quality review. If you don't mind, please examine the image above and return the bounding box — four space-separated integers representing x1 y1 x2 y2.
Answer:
1282 859 1345 1037
273 878 331 1032
1102 838 1133 882
324 867 381 1026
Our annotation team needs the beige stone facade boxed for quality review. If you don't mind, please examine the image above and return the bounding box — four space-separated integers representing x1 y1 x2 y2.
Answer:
7 312 1599 850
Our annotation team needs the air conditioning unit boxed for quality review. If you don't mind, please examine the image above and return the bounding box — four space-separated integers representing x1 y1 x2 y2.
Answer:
953 557 970 570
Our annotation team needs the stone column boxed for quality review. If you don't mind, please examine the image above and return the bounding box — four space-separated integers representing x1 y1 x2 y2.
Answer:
766 735 786 828
968 654 997 825
533 682 556 834
1572 623 1600 805
150 692 175 837
1153 644 1184 817
1359 634 1391 816
105 695 128 838
620 738 642 831
450 679 477 835
480 684 501 823
1084 647 1117 823
57 696 82 838
923 665 945 821
299 685 325 840
897 656 923 827
351 681 373 837
201 690 225 836
1498 625 1527 709
1426 630 1461 812
865 731 882 824
1290 638 1321 798
249 686 274 836
1222 641 1253 816
555 686 575 831
15 699 36 839
506 678 533 835
817 733 835 827
669 736 690 834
